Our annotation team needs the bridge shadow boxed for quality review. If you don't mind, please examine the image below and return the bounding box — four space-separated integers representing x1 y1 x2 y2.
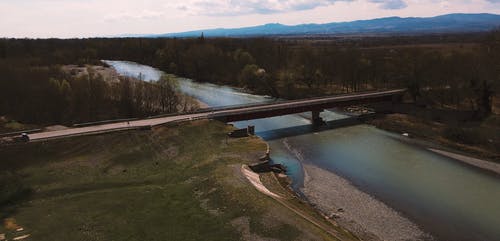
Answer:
257 117 363 141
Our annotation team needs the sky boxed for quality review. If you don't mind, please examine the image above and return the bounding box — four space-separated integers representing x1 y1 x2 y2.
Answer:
1 0 500 38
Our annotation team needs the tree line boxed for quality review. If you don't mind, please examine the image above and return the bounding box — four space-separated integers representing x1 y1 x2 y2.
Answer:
0 59 197 125
0 32 498 125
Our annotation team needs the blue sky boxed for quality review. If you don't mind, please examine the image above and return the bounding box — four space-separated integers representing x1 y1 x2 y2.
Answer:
1 0 500 38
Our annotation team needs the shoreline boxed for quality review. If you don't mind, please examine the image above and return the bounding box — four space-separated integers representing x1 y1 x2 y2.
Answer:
299 163 432 241
380 127 500 176
427 148 500 175
195 99 210 109
366 114 499 166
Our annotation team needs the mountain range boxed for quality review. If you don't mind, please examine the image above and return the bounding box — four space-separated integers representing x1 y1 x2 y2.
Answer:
125 13 500 38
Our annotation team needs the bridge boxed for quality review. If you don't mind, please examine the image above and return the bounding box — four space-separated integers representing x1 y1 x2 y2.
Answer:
210 88 405 124
26 89 405 141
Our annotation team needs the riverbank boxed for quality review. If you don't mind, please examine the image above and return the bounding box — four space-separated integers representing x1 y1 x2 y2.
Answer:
195 99 210 109
300 163 432 241
369 113 499 159
428 148 500 175
367 113 500 173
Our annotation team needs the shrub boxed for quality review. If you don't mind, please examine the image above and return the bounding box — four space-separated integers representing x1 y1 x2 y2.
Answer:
443 126 479 145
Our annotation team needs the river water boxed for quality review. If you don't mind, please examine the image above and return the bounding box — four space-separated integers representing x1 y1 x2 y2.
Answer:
104 60 500 241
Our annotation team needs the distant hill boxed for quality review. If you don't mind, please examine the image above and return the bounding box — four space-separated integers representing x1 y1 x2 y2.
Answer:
128 13 500 38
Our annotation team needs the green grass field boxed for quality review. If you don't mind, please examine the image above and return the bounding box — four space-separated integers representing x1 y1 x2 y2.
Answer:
0 120 348 241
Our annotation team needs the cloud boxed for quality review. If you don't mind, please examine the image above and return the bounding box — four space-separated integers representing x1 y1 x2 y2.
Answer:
105 10 164 22
1 0 499 38
179 0 351 16
176 0 412 16
369 0 407 9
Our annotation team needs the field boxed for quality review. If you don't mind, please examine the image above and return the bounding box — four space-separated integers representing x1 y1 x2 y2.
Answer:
0 120 353 241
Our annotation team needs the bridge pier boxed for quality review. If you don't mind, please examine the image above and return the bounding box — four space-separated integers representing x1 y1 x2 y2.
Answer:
312 110 325 126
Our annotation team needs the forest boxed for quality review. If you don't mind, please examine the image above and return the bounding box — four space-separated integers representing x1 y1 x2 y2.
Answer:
0 32 499 125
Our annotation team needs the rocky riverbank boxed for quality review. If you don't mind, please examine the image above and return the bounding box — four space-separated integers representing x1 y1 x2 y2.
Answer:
300 163 433 241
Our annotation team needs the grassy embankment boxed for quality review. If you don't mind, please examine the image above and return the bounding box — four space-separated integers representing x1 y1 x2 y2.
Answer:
0 120 355 241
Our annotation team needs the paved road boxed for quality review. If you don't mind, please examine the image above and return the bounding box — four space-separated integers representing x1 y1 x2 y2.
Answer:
28 112 207 141
28 89 405 141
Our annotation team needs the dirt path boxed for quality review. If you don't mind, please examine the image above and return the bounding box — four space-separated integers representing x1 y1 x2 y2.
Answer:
241 166 281 199
241 165 354 241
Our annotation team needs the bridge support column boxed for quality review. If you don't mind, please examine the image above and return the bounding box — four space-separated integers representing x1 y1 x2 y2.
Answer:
312 110 325 126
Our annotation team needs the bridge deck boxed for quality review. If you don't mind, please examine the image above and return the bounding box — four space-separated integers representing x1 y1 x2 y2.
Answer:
27 89 405 141
211 88 405 122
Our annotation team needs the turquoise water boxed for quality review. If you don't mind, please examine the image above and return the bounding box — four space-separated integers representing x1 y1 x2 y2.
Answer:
106 60 500 241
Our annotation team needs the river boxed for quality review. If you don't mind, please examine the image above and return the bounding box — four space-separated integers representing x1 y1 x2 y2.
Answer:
104 60 500 241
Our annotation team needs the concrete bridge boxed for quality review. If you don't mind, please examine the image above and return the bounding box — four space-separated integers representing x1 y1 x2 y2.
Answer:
210 88 405 125
26 89 405 141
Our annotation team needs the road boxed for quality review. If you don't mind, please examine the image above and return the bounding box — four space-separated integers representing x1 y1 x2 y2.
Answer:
28 89 405 141
28 112 207 141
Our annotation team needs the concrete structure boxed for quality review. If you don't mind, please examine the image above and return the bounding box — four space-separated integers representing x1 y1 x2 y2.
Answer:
27 89 405 141
210 88 405 124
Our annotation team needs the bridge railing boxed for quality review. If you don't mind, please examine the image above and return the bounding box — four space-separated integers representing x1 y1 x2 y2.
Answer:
72 118 139 127
148 88 405 119
208 88 407 116
144 99 281 119
209 88 406 112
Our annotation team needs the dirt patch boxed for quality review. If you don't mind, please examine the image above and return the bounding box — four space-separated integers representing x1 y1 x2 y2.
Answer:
44 125 68 131
241 165 280 199
3 218 20 231
49 156 103 169
187 119 210 127
105 164 127 175
162 145 179 159
230 216 279 241
195 99 209 109
62 65 120 83
199 198 221 216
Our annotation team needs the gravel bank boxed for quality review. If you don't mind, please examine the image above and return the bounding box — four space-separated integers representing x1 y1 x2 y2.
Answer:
301 163 433 241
